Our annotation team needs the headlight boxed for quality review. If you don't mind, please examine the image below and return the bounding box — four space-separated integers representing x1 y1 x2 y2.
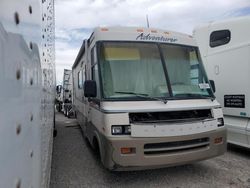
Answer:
111 126 123 135
124 126 131 134
217 118 224 127
111 125 131 135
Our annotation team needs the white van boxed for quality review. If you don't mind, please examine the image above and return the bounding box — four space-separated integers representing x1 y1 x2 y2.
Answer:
194 16 250 148
72 27 226 170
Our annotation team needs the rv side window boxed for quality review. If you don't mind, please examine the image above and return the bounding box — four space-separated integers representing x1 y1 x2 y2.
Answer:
91 47 100 98
78 70 83 89
210 30 231 48
84 65 87 83
91 65 100 98
91 46 97 65
82 68 86 89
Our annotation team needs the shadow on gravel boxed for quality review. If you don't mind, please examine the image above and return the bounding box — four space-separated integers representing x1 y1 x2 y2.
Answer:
227 143 250 158
101 162 215 186
79 128 105 167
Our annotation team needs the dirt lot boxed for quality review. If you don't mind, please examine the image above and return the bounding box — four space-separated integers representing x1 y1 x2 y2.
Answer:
50 113 250 188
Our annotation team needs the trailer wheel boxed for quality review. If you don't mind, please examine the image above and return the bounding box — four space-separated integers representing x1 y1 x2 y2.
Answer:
66 110 69 118
58 103 62 112
67 106 73 118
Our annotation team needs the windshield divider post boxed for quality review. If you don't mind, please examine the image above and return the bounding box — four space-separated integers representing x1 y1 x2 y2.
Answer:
96 41 105 100
157 43 173 97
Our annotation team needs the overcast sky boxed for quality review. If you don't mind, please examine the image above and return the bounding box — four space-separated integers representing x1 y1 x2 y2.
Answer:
55 0 250 84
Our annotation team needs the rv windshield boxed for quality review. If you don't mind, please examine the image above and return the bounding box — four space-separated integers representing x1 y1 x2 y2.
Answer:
160 44 212 98
99 42 213 100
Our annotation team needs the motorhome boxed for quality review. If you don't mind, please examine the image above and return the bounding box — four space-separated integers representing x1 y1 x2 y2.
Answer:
72 27 226 170
0 0 55 187
194 16 250 148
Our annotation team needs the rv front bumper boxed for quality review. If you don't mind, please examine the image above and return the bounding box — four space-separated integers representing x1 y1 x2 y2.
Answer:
101 127 227 171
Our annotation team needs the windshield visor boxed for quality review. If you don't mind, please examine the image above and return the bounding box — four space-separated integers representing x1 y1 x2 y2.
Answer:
99 42 170 99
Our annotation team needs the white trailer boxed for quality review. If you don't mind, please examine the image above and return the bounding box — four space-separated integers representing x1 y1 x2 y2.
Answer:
0 0 55 187
56 69 73 116
193 16 250 148
72 27 226 171
56 84 63 112
62 69 73 117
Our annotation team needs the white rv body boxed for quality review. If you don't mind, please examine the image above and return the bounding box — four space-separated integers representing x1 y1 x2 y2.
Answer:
72 27 226 170
0 0 55 187
194 16 250 148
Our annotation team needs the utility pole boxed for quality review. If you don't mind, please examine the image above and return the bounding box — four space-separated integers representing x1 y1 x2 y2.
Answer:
146 14 150 28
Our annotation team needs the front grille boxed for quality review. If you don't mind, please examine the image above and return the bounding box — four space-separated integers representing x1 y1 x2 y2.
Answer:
129 109 212 123
144 137 210 155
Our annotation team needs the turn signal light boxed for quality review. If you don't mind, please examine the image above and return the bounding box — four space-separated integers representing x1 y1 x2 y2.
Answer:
101 28 109 31
121 147 135 154
214 137 223 144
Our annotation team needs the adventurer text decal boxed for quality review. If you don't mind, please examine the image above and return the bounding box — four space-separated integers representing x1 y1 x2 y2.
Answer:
136 33 178 42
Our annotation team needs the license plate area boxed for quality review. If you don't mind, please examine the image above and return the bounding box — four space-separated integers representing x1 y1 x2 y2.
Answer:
131 120 217 137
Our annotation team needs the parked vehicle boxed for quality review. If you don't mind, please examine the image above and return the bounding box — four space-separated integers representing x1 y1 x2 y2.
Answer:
72 27 226 171
56 69 73 117
193 16 250 148
0 0 55 187
62 69 73 117
56 84 63 112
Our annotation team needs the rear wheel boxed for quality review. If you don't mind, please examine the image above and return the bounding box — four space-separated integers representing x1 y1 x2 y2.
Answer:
66 110 69 118
58 103 62 112
92 137 100 157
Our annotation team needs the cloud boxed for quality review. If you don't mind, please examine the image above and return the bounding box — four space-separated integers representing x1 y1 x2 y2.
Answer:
224 6 250 17
55 0 250 84
55 41 79 84
55 0 250 31
55 27 92 83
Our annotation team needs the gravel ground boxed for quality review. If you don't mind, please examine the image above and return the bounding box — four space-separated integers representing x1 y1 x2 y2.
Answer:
50 113 250 188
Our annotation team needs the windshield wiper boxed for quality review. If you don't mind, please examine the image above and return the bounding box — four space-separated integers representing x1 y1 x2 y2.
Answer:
174 93 215 101
115 91 168 104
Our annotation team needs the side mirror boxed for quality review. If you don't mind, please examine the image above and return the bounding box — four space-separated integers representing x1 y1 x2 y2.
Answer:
84 80 97 98
209 80 216 93
56 85 62 94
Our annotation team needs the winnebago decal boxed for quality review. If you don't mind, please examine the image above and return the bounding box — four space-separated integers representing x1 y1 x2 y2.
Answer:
136 33 178 42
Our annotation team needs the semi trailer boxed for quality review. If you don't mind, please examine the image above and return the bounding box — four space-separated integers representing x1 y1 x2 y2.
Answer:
56 69 73 117
194 16 250 148
0 0 55 187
